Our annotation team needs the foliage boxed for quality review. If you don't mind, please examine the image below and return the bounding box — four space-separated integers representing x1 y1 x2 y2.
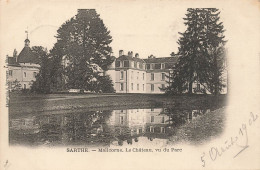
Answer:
93 75 115 93
30 46 52 93
51 9 114 92
166 8 226 95
8 79 22 92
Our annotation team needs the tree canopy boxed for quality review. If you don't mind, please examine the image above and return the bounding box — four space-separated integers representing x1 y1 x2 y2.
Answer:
51 9 115 92
166 8 227 95
30 46 52 93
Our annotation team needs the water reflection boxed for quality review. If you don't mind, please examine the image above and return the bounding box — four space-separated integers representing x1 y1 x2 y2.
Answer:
9 106 222 146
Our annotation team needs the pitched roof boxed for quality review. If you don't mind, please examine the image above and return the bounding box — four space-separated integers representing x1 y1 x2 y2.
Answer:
17 46 38 64
116 55 146 63
7 56 17 65
144 56 178 64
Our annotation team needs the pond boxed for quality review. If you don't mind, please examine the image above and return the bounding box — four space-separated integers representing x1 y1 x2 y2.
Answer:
9 106 224 147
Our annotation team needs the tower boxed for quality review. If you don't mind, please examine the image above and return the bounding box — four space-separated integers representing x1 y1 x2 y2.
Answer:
24 29 30 47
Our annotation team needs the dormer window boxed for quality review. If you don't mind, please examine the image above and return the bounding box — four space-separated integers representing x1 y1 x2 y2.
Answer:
146 64 150 70
115 61 120 67
151 64 154 70
155 63 161 69
161 63 165 69
123 61 129 67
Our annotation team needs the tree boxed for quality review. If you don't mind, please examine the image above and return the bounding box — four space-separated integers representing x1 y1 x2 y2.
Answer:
8 79 22 92
30 46 52 93
166 8 226 95
202 9 227 95
93 75 115 93
49 45 64 91
51 9 114 91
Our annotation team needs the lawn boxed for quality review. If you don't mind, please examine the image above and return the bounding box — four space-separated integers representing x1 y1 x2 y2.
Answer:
9 93 227 117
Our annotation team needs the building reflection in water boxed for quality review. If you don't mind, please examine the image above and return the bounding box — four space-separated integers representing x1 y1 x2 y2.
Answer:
9 107 213 146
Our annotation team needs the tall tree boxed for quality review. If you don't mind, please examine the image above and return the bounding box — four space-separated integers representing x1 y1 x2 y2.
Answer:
51 9 114 91
166 8 226 95
30 46 52 93
202 9 226 95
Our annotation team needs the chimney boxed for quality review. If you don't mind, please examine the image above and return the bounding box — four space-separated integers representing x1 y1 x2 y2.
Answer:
135 53 139 58
148 55 155 59
128 51 133 57
119 50 124 57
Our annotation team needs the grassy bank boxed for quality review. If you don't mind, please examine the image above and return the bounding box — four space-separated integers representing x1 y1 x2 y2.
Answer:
170 107 226 145
9 93 227 116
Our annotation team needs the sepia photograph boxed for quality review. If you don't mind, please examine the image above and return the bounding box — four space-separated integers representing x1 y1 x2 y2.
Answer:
1 0 259 169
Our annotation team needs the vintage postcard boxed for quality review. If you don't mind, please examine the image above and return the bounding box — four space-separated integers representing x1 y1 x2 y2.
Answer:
0 0 259 169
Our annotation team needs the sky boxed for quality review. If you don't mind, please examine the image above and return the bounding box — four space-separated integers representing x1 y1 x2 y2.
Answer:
0 0 197 59
0 0 259 62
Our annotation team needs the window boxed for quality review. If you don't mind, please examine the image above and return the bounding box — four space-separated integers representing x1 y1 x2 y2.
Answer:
161 63 165 69
146 64 150 70
143 84 145 91
134 61 137 68
151 116 154 123
9 70 13 76
120 83 124 91
197 84 200 90
116 61 120 67
155 63 161 69
120 116 124 124
161 73 165 80
120 71 124 80
151 84 154 91
139 63 143 69
161 117 165 123
24 72 26 77
150 126 154 132
151 73 154 81
131 83 133 90
161 127 165 133
24 84 26 89
151 64 154 70
161 84 165 91
137 84 139 91
33 72 37 78
143 73 145 80
123 61 129 67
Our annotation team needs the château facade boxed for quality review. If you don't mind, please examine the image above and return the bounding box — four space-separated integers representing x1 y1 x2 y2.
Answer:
106 50 178 93
7 38 40 90
107 50 227 94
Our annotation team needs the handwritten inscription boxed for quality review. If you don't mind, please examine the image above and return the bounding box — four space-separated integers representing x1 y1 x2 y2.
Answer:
201 112 258 167
3 160 11 170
